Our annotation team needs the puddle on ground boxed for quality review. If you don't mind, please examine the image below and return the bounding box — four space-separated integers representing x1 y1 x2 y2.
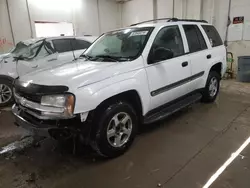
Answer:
0 136 34 156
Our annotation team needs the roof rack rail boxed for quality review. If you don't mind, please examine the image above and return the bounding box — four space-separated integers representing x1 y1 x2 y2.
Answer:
130 18 208 26
130 18 171 26
168 18 208 23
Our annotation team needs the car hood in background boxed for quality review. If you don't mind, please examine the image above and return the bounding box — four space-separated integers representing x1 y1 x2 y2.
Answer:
0 53 11 60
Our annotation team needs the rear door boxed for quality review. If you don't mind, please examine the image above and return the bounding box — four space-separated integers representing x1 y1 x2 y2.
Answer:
145 25 192 110
181 24 209 90
201 25 226 75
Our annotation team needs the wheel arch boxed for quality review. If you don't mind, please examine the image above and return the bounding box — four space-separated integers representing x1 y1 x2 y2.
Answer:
209 62 222 78
94 90 143 121
0 75 15 82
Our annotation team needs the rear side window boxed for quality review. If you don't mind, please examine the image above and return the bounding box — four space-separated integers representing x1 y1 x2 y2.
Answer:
73 39 91 50
183 25 207 53
202 25 223 47
52 39 73 53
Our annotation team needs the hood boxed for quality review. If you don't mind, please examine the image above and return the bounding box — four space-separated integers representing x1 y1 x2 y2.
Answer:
19 59 124 90
0 53 11 60
0 53 13 64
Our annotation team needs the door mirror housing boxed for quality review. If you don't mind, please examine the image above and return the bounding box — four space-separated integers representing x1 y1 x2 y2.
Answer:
13 55 24 61
148 47 174 64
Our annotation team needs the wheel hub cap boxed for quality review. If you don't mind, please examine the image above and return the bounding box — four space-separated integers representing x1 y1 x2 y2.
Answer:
107 112 132 148
209 77 218 97
0 84 12 104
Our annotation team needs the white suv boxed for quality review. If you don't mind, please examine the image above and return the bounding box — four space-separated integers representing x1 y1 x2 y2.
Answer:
12 18 226 158
0 36 96 107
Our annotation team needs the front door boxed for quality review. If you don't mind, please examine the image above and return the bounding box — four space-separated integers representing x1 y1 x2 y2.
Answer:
145 25 192 111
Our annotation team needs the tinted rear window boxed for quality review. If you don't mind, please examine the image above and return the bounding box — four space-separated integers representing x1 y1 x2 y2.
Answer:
73 39 91 50
52 39 73 53
183 25 207 53
202 25 223 47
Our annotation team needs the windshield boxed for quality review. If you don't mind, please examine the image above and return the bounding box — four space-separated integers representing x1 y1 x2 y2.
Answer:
84 27 154 62
12 40 55 60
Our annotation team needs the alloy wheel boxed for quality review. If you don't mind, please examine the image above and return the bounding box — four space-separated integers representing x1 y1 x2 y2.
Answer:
107 112 133 148
0 84 12 104
209 77 218 97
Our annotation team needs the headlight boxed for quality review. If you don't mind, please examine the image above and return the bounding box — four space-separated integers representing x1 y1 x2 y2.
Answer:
41 95 67 107
41 94 75 117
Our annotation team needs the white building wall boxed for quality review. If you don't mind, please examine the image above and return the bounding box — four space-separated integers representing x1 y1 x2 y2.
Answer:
227 0 250 72
0 0 120 53
73 0 100 36
99 0 121 33
157 0 174 18
0 0 14 53
8 0 33 43
121 0 154 27
186 0 201 19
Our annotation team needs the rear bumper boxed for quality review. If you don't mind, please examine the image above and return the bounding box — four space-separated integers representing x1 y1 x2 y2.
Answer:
12 104 55 137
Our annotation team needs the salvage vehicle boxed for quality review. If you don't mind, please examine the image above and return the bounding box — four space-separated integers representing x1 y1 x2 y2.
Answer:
0 36 97 107
12 18 226 158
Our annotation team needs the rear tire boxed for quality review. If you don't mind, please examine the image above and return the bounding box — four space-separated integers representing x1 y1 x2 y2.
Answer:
0 78 14 107
201 71 220 103
91 101 138 158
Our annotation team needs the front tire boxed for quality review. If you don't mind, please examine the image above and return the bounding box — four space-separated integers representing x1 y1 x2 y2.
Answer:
201 71 220 103
91 101 138 158
0 78 14 107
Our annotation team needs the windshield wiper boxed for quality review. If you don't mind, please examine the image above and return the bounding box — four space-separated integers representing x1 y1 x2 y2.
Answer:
93 55 118 62
79 54 93 60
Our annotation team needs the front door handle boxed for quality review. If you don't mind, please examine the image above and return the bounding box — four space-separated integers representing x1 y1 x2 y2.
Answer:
32 65 38 68
182 61 188 67
207 54 212 59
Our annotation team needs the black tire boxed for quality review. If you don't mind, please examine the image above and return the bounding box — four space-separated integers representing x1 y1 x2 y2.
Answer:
0 78 14 107
91 101 138 158
201 71 220 103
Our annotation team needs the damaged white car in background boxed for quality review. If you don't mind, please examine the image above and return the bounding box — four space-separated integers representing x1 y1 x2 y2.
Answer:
0 36 97 107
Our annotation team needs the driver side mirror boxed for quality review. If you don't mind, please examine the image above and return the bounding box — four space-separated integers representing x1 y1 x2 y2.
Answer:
13 55 24 61
148 47 174 64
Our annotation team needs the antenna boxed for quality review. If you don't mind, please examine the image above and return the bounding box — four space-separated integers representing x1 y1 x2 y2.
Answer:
69 38 76 61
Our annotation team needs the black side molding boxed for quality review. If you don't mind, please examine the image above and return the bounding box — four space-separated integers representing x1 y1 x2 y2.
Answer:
151 71 204 97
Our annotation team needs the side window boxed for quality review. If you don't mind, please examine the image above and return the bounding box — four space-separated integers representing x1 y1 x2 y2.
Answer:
151 25 184 58
74 39 91 50
183 25 207 53
35 41 55 59
202 25 223 47
52 39 73 53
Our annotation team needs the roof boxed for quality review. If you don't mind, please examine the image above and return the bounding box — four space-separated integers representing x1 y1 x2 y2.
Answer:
19 35 97 45
106 19 211 34
46 36 97 42
130 18 209 26
131 21 210 28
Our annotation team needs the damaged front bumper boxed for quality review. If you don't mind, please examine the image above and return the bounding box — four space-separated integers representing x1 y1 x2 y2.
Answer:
12 104 92 140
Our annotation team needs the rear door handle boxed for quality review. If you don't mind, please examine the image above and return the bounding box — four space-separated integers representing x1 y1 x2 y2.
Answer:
48 58 57 62
32 65 38 68
207 54 212 59
182 61 188 67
